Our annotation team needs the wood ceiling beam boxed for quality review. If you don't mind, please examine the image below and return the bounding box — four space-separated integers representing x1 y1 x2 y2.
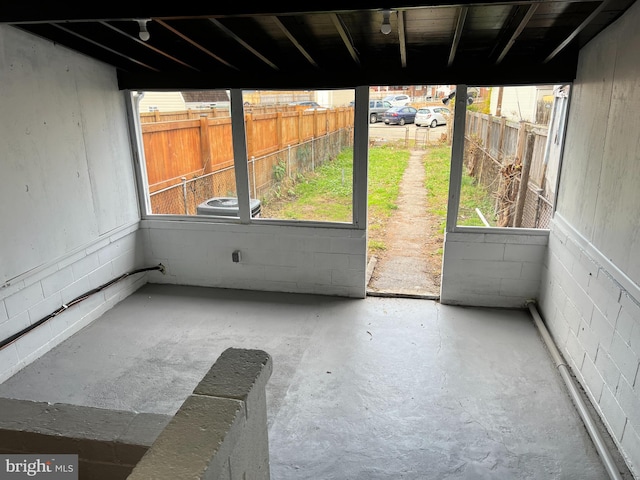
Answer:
208 18 279 70
100 21 200 71
544 0 609 62
51 23 161 72
398 10 408 68
495 3 538 64
154 19 238 70
330 13 360 66
271 16 319 68
448 6 468 66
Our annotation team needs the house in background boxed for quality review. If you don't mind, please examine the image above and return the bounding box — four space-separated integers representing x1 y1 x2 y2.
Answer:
490 85 555 123
1 1 639 477
138 91 186 112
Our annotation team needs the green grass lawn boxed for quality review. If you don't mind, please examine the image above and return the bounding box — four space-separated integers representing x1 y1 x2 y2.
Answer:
262 143 494 255
262 145 410 224
423 144 495 229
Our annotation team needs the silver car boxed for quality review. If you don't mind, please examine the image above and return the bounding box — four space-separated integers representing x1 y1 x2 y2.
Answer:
415 107 451 128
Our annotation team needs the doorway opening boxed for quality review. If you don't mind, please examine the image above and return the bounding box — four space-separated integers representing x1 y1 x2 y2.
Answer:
365 85 454 299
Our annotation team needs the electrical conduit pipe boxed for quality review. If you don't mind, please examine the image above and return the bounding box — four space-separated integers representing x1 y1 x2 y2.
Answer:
527 302 623 480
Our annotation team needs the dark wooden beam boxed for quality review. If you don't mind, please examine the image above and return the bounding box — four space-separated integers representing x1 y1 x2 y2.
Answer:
330 13 360 66
51 23 160 72
208 18 279 70
271 16 319 68
154 19 238 70
495 3 538 64
100 21 200 71
544 0 610 62
448 6 468 66
398 10 407 68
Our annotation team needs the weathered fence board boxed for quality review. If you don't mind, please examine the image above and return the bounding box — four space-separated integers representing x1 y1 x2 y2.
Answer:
464 111 552 228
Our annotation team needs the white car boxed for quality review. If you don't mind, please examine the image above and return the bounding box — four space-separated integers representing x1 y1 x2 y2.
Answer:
382 94 411 107
415 107 451 128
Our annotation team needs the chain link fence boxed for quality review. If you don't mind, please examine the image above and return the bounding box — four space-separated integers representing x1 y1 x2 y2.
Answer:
149 128 352 215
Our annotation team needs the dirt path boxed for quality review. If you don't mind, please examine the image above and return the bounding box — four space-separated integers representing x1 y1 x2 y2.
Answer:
367 149 443 298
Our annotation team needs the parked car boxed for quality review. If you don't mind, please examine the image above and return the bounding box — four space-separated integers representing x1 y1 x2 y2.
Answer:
382 94 411 106
383 106 418 125
288 101 326 110
369 100 393 123
415 107 451 128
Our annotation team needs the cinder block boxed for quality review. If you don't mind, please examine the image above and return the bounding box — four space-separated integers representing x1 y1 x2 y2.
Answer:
28 292 63 325
499 277 539 298
88 262 115 290
444 232 486 243
443 241 505 261
484 232 548 245
610 332 640 385
562 298 583 334
503 244 546 263
563 276 594 323
442 273 501 296
599 385 627 441
41 267 74 298
455 259 523 279
564 330 586 370
4 282 44 318
59 277 92 305
577 319 599 362
330 237 366 255
580 353 605 402
0 301 7 323
0 311 30 342
331 269 365 288
0 345 20 383
14 321 53 362
595 348 622 391
616 377 640 431
615 307 636 343
547 232 575 272
621 423 640 479
590 308 615 350
194 348 273 404
71 253 100 281
127 395 246 480
314 252 351 270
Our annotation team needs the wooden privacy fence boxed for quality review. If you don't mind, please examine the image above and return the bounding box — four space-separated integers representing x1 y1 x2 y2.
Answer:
464 111 553 228
142 108 354 215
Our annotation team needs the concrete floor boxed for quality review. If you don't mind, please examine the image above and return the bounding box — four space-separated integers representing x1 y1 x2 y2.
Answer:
0 283 620 479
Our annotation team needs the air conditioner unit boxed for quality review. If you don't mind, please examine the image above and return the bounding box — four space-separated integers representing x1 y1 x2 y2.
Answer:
196 197 261 217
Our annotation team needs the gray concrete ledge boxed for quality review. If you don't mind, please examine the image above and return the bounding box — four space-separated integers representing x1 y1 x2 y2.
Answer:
0 397 171 480
127 347 273 480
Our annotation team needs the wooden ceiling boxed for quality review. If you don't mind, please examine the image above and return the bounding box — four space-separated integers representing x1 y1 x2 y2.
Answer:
2 1 635 90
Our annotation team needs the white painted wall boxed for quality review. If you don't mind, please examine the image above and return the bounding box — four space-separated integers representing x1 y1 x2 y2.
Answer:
0 26 144 382
140 220 367 298
538 2 640 475
440 229 548 308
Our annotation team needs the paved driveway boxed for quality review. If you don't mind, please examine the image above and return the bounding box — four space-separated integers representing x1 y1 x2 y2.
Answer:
369 122 449 145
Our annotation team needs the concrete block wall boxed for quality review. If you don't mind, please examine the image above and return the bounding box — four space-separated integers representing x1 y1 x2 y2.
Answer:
141 219 367 298
440 229 548 307
128 348 273 480
0 397 171 480
538 215 640 477
0 226 146 383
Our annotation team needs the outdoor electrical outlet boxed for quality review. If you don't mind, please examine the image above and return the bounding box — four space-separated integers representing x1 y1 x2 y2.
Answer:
232 250 241 263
